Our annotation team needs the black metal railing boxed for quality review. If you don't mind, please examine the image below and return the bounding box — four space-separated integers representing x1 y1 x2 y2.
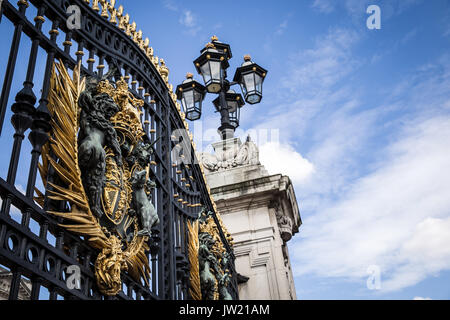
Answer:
0 0 237 300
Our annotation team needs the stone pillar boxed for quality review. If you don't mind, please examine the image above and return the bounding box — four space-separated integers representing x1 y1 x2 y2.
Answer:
200 136 301 300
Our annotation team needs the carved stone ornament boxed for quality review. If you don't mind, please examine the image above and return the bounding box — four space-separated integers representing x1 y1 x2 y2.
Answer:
200 136 259 172
270 200 293 242
37 61 159 295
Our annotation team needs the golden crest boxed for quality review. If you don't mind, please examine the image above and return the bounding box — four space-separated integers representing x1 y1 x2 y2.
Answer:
38 60 156 296
102 149 130 225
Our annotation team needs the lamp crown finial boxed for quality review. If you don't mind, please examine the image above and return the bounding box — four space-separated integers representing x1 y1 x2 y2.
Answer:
186 72 193 79
244 54 252 62
211 35 218 41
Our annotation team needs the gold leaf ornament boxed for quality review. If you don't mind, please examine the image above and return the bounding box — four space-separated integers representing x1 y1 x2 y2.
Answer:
188 220 201 300
40 61 151 296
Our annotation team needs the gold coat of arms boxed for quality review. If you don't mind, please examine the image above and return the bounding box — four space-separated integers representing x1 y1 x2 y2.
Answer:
37 61 159 295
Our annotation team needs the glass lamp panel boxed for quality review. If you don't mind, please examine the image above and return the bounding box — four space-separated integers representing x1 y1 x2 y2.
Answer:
187 110 201 120
240 83 247 96
243 73 255 93
200 62 211 83
193 90 203 107
246 94 261 104
229 107 240 128
255 73 263 94
227 100 238 113
182 89 195 112
210 60 221 82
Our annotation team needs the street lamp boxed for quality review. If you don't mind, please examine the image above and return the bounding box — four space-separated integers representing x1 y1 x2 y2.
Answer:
193 43 229 93
176 36 267 140
212 90 244 129
233 55 267 105
176 73 206 121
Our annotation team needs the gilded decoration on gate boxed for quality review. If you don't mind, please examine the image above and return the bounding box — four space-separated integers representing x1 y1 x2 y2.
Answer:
38 61 159 295
188 208 233 300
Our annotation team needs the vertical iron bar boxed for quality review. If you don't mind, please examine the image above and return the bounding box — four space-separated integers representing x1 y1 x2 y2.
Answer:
8 268 23 300
0 1 28 136
30 278 42 300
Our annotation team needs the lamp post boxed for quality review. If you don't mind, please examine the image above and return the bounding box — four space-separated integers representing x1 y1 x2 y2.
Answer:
176 36 267 140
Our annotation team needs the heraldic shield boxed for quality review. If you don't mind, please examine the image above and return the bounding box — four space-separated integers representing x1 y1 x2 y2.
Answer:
37 61 160 296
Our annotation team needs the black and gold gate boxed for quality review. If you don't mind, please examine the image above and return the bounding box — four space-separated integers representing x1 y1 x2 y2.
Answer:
0 0 237 300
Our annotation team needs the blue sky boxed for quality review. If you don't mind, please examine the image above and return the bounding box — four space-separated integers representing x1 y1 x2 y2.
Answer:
1 0 450 300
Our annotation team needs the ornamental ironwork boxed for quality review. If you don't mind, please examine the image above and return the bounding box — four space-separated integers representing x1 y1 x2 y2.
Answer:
0 0 237 300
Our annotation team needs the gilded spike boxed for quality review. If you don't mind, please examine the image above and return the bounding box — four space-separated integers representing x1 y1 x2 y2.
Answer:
147 46 154 59
117 6 126 30
99 0 109 18
108 0 118 24
129 21 137 38
158 59 169 84
92 0 100 12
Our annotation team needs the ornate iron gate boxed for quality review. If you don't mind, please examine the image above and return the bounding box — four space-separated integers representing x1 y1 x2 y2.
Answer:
0 0 237 300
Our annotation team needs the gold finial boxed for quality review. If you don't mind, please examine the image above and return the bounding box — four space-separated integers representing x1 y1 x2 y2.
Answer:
244 54 251 61
99 0 109 18
205 42 215 49
211 35 218 42
144 37 149 49
146 46 154 58
159 59 169 84
117 6 126 30
128 21 136 38
125 16 132 36
152 55 159 67
91 0 100 11
186 72 193 79
108 0 117 24
134 29 142 43
123 14 130 34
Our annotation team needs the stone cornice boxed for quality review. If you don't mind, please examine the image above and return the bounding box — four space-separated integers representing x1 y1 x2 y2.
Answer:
210 172 301 239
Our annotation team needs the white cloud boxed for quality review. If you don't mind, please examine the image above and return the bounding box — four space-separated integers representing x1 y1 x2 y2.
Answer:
311 0 423 20
162 0 178 12
311 0 335 13
259 142 314 185
179 10 201 36
255 19 450 295
275 20 288 36
281 28 360 95
179 10 195 28
291 115 450 292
